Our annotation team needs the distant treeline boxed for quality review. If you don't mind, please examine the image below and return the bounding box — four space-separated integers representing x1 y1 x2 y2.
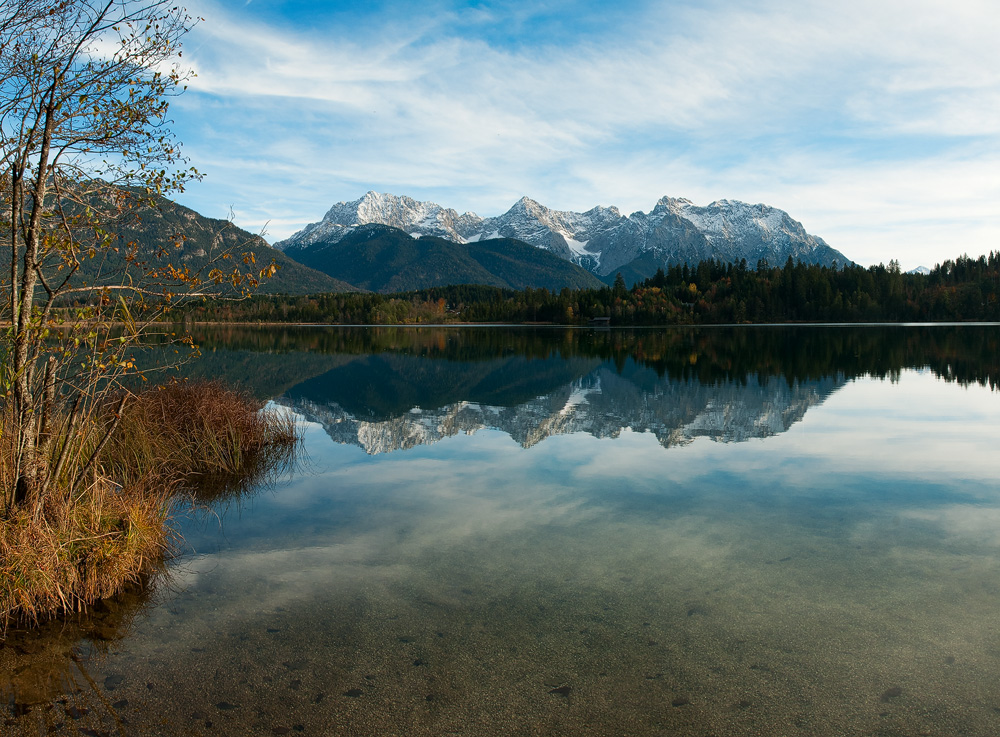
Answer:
176 252 1000 325
185 323 1000 393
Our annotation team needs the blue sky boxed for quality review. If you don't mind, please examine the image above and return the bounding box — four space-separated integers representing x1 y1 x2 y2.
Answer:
171 0 1000 268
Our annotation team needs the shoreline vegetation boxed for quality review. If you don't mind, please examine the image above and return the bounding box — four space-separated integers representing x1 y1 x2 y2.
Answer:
169 253 1000 326
0 381 296 630
1 0 293 638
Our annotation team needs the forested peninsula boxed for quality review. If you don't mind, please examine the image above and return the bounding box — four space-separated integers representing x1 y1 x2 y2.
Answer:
177 253 1000 325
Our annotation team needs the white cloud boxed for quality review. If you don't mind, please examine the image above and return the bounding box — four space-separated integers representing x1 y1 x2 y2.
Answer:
173 0 1000 264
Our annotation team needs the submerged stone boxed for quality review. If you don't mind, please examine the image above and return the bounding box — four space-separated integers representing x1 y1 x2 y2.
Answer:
880 686 903 702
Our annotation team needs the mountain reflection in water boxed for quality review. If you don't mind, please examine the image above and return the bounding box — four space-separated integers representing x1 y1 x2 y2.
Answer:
183 323 995 454
5 325 1000 737
277 357 844 454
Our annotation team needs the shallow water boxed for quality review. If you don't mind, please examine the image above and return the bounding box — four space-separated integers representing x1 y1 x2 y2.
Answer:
4 325 1000 736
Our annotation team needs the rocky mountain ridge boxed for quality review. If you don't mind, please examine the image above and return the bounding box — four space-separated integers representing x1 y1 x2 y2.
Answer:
275 192 851 283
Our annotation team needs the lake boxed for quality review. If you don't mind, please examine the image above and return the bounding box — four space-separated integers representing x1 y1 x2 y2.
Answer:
3 325 1000 736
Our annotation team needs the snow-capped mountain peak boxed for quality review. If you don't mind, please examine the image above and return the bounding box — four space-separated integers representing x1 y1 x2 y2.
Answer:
275 193 850 280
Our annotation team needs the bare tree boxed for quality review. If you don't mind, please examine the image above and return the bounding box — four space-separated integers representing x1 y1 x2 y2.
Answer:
1 0 272 515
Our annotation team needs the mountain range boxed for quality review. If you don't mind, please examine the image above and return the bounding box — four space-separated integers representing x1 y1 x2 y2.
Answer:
280 223 604 293
275 191 850 285
26 188 854 296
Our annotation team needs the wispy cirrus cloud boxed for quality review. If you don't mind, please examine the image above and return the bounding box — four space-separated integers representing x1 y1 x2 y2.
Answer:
171 0 1000 267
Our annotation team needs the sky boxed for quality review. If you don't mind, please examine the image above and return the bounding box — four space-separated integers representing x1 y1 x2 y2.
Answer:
168 0 1000 269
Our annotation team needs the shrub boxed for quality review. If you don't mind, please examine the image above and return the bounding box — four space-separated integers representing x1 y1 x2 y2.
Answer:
1 381 297 628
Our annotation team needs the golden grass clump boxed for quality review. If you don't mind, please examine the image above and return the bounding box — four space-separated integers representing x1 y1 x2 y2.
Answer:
1 380 297 629
104 379 298 486
0 476 171 629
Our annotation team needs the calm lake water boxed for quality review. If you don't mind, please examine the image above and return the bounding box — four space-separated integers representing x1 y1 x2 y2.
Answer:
3 325 1000 736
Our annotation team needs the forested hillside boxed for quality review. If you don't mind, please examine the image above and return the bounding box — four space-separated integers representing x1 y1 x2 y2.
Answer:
0 190 358 297
282 224 605 292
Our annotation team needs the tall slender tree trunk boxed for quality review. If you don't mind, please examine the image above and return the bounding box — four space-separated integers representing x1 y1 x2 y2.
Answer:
11 98 56 508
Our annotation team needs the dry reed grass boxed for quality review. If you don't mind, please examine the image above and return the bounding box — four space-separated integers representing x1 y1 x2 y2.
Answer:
103 380 298 490
0 475 171 629
0 381 297 630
